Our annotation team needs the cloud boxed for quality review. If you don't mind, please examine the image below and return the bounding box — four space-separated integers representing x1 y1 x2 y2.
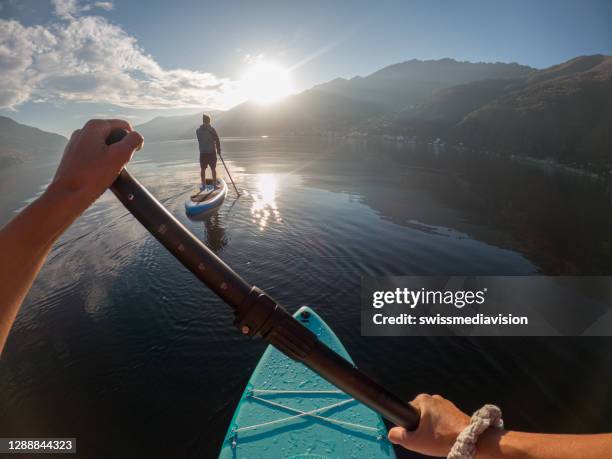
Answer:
244 53 266 65
51 0 79 19
0 4 236 110
51 0 114 19
93 2 114 11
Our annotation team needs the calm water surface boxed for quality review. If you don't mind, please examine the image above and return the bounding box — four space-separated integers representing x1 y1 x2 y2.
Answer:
1 137 612 458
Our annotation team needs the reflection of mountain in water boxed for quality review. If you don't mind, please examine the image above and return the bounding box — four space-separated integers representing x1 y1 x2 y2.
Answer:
303 139 612 274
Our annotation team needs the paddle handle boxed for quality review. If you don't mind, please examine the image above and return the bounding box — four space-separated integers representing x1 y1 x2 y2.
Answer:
106 129 420 430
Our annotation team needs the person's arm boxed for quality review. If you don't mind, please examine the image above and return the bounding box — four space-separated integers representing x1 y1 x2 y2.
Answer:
477 429 612 459
388 394 612 458
0 119 143 354
212 127 221 154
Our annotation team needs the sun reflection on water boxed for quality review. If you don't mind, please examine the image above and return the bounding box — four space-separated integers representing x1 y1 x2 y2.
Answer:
251 174 282 230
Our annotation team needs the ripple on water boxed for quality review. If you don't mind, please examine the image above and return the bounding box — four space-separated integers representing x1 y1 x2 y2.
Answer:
4 138 612 459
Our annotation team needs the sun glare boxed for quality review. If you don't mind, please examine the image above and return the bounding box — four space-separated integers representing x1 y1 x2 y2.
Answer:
251 174 282 230
242 62 292 104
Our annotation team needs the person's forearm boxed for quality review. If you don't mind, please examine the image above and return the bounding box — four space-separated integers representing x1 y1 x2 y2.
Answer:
389 396 612 458
0 184 88 353
477 429 612 459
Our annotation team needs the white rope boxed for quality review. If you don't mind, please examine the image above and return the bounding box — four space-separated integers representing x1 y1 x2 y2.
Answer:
232 394 379 434
253 396 380 433
234 397 355 432
447 404 504 459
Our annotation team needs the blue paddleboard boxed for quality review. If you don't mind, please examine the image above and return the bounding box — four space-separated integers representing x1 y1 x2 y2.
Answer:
219 306 397 458
185 178 227 218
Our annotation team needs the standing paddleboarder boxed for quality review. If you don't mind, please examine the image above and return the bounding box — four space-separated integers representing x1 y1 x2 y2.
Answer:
196 114 221 190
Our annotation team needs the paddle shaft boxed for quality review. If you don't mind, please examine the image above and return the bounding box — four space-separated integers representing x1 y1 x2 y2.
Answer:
218 151 240 196
106 130 420 430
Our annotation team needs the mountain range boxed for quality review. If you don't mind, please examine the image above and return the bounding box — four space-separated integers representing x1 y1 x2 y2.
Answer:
387 55 612 166
134 55 611 169
1 55 610 170
136 58 534 138
210 58 533 136
0 116 67 169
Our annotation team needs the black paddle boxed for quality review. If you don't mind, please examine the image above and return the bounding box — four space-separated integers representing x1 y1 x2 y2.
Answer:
218 150 240 196
106 129 420 430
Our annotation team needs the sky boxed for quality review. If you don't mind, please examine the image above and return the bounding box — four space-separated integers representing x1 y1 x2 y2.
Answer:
1 0 611 135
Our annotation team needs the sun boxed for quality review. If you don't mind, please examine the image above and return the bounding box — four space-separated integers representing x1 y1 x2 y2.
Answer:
242 62 292 104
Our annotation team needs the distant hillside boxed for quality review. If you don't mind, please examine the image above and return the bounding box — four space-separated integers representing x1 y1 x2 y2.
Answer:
454 55 612 166
0 117 67 169
377 55 612 169
135 110 224 141
314 58 532 110
214 58 533 136
367 77 526 137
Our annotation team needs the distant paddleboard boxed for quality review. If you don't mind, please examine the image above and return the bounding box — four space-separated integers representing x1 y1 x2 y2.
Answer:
185 178 227 218
219 306 396 459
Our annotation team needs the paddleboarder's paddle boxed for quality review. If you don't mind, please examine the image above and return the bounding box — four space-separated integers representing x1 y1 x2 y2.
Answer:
218 151 240 196
106 129 420 430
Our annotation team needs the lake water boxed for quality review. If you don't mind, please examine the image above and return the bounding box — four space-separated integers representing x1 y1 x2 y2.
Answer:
1 137 612 458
